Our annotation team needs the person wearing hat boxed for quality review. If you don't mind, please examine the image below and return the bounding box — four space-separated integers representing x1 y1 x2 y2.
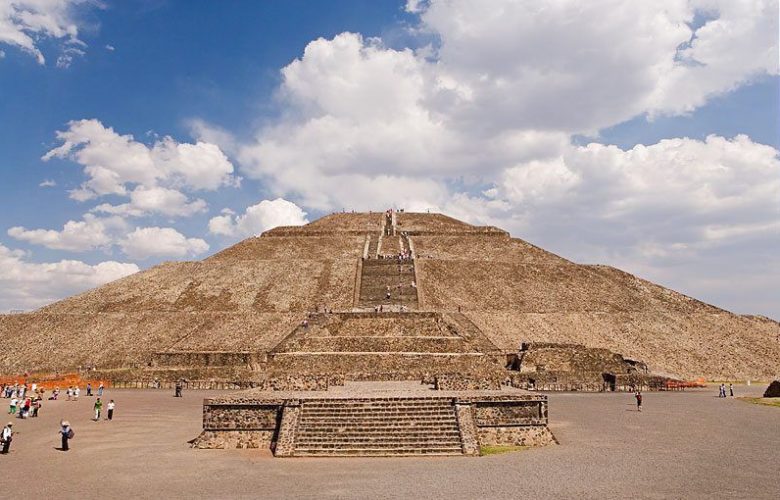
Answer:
1 422 12 454
59 420 73 451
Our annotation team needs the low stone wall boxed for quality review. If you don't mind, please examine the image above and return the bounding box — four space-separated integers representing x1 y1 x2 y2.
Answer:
260 374 344 391
477 426 556 447
112 380 253 390
269 352 503 380
461 395 554 448
434 374 502 391
151 351 264 368
193 430 275 449
192 401 283 450
507 370 677 392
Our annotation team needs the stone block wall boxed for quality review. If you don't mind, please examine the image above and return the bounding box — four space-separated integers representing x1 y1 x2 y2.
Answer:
457 395 554 449
434 374 502 391
151 351 264 368
192 402 282 450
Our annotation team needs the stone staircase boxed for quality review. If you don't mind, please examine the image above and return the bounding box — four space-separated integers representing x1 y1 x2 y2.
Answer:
367 235 379 258
358 259 418 308
290 397 465 456
267 312 505 380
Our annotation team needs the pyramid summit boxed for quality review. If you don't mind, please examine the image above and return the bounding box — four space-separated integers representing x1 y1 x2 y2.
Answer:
0 211 777 382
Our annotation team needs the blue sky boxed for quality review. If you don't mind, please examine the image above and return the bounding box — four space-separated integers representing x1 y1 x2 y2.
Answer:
0 0 778 317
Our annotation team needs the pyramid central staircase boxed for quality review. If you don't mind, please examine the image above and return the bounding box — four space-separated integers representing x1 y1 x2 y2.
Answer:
358 214 419 309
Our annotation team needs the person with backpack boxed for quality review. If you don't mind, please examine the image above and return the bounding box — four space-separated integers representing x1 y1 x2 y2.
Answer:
59 420 73 451
1 422 12 454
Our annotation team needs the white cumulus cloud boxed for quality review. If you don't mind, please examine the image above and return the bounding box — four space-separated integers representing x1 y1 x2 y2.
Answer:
208 198 308 238
0 243 138 312
43 119 237 217
7 214 126 252
119 227 209 260
0 0 94 66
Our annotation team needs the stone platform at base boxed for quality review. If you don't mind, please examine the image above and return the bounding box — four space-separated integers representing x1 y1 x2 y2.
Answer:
193 382 555 457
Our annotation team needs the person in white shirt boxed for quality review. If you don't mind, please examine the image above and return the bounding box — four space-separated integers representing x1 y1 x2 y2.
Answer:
9 398 18 415
73 387 80 401
106 400 115 421
1 422 12 454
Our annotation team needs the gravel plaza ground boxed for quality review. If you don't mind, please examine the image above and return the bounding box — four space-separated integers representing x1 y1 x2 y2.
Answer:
0 384 777 499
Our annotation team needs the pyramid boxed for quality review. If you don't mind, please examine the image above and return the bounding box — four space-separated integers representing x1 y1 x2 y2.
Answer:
0 211 777 381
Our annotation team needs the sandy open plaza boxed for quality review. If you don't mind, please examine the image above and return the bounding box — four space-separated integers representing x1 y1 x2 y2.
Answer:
0 384 776 499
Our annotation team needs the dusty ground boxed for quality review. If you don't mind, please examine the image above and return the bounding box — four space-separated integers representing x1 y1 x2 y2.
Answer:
0 384 777 499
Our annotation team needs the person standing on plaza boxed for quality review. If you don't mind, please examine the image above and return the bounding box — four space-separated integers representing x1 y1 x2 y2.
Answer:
8 397 17 415
1 422 12 454
635 390 643 412
86 383 92 397
93 398 103 420
73 386 80 401
59 420 73 451
729 383 734 397
106 400 115 421
97 382 104 397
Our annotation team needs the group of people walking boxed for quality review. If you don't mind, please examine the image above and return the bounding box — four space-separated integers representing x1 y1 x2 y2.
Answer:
0 380 117 455
718 383 734 398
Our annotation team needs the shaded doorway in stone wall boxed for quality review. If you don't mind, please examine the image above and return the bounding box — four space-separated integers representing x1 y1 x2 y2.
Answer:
602 373 616 391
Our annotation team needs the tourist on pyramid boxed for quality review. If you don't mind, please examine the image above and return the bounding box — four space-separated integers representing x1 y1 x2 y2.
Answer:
59 420 73 451
1 422 12 454
106 400 115 421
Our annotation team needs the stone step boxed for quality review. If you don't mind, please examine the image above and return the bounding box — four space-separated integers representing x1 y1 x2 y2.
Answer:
300 408 455 414
301 408 452 419
291 337 467 353
290 396 465 456
302 400 455 406
293 447 463 456
301 402 455 408
300 410 455 416
295 440 462 448
296 425 460 440
297 431 460 438
299 421 458 427
297 424 459 432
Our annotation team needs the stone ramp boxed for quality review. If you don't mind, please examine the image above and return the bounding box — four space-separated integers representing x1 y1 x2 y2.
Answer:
289 397 465 456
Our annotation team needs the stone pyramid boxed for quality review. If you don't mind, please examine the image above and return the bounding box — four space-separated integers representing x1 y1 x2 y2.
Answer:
0 211 777 381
